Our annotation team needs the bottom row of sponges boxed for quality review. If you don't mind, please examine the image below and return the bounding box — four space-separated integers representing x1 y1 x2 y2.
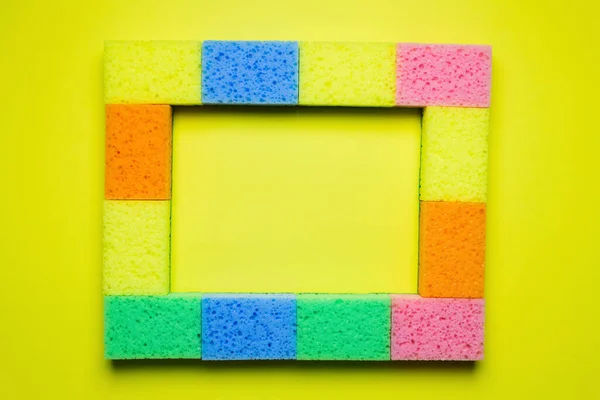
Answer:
105 294 484 361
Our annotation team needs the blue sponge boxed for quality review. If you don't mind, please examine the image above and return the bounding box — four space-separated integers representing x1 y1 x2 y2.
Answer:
202 294 297 360
201 41 299 105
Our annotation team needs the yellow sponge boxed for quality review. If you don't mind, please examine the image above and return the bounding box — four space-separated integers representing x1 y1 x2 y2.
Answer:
299 42 396 107
103 200 171 295
420 107 489 202
104 41 201 104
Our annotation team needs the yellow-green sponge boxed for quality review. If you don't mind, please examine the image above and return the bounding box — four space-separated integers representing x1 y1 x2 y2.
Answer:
299 42 396 107
103 200 171 295
420 107 489 202
104 41 202 104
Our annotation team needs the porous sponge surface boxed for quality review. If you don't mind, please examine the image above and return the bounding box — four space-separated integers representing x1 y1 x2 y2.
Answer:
105 105 172 200
297 294 390 360
299 42 396 107
202 294 296 360
396 43 491 107
419 201 486 298
391 295 484 360
420 106 489 202
104 41 201 104
202 41 298 105
104 294 202 359
103 200 171 295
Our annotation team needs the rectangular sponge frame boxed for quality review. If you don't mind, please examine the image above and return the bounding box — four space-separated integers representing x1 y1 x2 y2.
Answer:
104 41 202 105
103 200 171 295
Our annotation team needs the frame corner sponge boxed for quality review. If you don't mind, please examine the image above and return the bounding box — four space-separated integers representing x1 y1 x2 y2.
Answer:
202 41 299 105
296 294 391 360
420 106 489 202
104 294 202 360
201 294 297 360
103 200 171 295
104 40 202 105
391 295 485 360
299 42 396 107
396 43 492 107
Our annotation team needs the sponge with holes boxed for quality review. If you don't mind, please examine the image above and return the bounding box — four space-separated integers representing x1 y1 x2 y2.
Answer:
104 41 202 104
202 41 298 105
391 295 484 360
396 43 492 107
104 294 202 359
420 106 489 202
297 294 390 360
299 42 396 107
201 294 296 360
103 200 171 295
419 201 486 298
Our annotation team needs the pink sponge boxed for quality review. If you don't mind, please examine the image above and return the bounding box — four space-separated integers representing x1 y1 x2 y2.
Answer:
396 43 491 107
391 295 484 361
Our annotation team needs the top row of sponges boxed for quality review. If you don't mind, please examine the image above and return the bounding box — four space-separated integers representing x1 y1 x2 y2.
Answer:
105 41 491 107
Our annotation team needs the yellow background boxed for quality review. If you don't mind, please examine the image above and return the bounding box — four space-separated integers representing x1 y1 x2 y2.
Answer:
1 0 598 398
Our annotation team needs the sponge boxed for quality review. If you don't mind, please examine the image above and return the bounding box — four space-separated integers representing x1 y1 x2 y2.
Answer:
296 294 390 360
391 295 484 360
103 200 171 295
104 41 202 104
419 201 486 298
104 294 202 359
299 42 396 107
420 106 489 202
396 43 492 107
105 105 172 200
202 41 298 105
202 294 296 360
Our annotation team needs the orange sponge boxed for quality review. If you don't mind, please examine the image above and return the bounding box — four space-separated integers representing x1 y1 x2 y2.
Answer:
105 105 172 200
419 201 486 298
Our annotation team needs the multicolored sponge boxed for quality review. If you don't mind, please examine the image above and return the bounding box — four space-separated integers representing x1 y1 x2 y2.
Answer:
420 106 489 202
104 294 202 359
396 43 492 107
103 200 171 295
104 41 202 104
299 42 396 107
296 294 390 360
105 105 172 200
201 294 297 360
419 201 486 298
202 41 299 105
391 295 484 360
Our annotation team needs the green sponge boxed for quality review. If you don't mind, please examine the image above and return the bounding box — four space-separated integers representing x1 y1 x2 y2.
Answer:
104 41 202 104
299 42 396 107
104 294 202 359
103 200 171 295
297 294 391 360
419 107 489 202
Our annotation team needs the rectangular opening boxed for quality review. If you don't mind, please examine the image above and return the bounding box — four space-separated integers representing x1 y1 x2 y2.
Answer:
171 106 421 293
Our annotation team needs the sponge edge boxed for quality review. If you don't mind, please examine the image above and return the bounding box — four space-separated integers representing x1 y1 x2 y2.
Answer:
296 294 391 360
391 295 484 361
299 42 396 107
396 43 492 107
104 41 202 104
419 201 486 298
201 294 297 360
103 200 170 295
420 106 489 202
104 294 202 359
202 41 299 105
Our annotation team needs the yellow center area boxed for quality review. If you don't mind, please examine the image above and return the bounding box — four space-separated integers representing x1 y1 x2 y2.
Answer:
171 106 421 293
